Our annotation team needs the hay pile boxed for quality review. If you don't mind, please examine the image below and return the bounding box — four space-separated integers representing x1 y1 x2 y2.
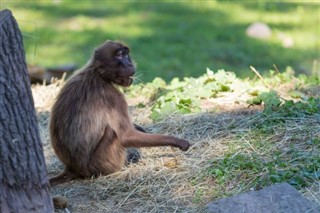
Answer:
32 78 319 213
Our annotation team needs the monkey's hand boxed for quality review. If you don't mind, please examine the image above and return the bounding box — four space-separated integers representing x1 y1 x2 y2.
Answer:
178 139 190 151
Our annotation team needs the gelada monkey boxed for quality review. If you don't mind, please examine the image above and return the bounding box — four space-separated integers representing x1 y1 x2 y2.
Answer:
49 41 190 186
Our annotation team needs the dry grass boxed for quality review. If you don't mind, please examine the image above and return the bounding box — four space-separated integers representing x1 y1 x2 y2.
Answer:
32 78 320 213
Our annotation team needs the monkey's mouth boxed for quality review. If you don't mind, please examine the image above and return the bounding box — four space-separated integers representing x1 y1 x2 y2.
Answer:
116 75 134 87
114 74 135 87
127 75 134 86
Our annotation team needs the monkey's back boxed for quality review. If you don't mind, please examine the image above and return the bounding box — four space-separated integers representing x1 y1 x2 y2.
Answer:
50 70 118 175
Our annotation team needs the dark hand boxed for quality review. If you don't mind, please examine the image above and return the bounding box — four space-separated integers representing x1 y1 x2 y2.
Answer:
178 139 190 151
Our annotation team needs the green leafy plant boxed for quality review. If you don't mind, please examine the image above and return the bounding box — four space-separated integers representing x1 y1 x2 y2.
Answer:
248 90 319 116
248 90 282 113
124 77 167 101
150 69 237 120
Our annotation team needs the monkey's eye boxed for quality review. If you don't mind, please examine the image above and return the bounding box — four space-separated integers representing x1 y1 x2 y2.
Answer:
116 49 129 60
116 50 123 57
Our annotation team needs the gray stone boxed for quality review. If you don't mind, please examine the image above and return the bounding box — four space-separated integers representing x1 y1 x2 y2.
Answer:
246 22 272 39
207 183 320 213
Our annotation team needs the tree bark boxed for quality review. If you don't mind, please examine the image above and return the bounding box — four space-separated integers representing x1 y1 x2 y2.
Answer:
0 9 54 213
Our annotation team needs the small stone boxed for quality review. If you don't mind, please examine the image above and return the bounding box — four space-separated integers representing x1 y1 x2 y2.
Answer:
53 196 68 209
246 22 272 40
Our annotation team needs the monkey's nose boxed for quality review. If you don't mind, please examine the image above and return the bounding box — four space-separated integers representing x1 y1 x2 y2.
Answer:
128 61 134 67
129 69 135 76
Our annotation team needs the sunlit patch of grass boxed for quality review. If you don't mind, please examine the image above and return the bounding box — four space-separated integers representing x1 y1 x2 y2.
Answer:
3 1 319 82
56 14 153 38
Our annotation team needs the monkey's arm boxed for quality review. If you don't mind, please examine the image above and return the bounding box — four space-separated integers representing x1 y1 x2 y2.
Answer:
121 130 189 151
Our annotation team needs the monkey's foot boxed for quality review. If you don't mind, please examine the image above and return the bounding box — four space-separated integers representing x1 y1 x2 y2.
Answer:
126 148 141 164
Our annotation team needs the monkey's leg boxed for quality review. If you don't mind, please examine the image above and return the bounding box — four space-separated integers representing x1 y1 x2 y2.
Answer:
49 169 80 186
88 128 126 176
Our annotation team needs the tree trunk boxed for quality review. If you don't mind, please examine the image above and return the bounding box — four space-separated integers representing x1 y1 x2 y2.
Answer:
0 9 54 213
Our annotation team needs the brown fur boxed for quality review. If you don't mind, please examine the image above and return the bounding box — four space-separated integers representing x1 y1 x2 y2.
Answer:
49 41 189 186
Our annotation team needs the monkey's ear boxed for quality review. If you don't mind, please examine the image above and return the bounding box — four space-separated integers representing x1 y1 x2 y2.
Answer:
94 47 103 58
94 49 103 64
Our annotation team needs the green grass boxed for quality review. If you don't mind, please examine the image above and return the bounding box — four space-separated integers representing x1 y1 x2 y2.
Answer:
203 87 319 199
207 109 320 195
3 1 320 82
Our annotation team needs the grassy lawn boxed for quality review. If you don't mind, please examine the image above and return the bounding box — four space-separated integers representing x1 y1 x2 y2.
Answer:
3 1 320 82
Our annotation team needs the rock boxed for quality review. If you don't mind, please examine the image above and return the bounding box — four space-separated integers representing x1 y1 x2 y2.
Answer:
28 64 77 84
207 183 320 213
277 32 294 48
246 22 272 40
52 196 68 209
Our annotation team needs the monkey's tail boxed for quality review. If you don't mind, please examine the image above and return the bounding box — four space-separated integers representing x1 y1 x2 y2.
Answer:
49 169 80 187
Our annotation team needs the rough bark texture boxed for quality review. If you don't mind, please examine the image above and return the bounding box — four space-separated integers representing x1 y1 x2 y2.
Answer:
0 9 54 213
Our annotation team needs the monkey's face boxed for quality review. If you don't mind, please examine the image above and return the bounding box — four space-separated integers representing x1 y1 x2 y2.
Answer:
95 41 136 87
113 46 135 87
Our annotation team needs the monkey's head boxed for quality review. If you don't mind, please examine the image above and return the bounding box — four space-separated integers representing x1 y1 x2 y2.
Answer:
94 40 135 87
